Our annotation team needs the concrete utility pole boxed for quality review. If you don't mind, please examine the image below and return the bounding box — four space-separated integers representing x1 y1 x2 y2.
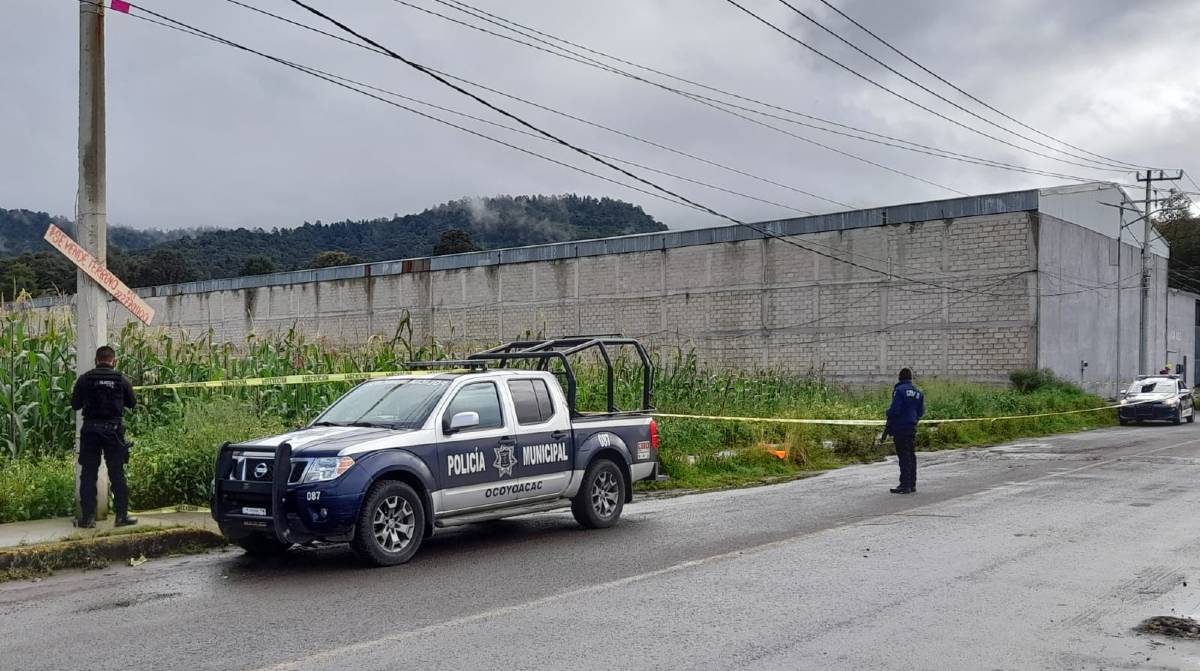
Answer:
77 0 109 519
1137 170 1182 375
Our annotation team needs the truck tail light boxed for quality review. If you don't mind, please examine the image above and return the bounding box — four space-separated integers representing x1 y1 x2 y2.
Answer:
649 419 659 450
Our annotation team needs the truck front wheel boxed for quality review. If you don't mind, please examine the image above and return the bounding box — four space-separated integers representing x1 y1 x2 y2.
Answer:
572 458 625 529
351 480 426 566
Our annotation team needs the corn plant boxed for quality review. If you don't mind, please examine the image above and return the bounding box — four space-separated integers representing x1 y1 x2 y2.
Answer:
0 302 76 459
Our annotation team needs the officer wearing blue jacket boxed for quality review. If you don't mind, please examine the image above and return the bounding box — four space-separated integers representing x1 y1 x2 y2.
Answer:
884 368 924 494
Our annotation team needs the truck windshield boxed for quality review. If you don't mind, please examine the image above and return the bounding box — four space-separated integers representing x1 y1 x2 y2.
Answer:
314 379 450 429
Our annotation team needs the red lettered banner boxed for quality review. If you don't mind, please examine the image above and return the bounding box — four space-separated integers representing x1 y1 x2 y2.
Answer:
43 224 155 325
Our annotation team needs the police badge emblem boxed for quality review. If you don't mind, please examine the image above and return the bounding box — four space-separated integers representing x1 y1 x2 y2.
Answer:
493 444 517 477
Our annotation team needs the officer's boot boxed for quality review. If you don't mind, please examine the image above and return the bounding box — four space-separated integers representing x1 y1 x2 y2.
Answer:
75 515 96 529
114 514 138 527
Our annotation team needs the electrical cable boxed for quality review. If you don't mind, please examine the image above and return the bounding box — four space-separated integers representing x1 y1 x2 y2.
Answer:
282 0 1043 298
812 0 1154 172
384 0 967 196
725 0 1156 173
118 5 981 293
774 0 1149 172
229 0 1141 282
218 0 851 210
117 7 709 218
116 2 1131 302
427 0 1107 185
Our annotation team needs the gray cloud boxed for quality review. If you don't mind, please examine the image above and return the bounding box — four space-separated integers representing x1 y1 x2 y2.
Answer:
3 0 1198 233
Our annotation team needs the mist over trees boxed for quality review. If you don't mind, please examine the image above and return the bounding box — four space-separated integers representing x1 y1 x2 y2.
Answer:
0 195 665 300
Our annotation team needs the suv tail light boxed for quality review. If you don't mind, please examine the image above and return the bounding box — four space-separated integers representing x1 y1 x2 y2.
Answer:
649 419 659 450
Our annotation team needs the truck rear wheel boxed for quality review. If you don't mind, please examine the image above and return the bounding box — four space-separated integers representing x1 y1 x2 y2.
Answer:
572 458 625 529
234 534 291 557
351 480 426 566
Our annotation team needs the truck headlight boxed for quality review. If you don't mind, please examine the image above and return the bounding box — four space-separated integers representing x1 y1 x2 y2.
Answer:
303 457 355 483
1165 398 1179 407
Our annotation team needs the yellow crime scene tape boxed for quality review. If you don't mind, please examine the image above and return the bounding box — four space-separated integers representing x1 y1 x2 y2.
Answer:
653 403 1125 426
133 369 1128 424
133 369 463 391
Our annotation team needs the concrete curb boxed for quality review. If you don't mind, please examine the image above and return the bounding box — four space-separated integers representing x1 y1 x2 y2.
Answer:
0 527 226 582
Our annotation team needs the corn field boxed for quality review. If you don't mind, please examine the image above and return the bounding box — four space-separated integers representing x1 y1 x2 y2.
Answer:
0 306 450 459
1 301 1112 465
1 307 76 459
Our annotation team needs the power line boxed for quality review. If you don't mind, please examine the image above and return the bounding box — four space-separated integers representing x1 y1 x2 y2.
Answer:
219 1 1147 286
388 0 966 196
116 2 987 297
429 0 1106 185
1185 170 1200 194
724 0 1148 174
270 0 1046 298
117 7 711 218
813 0 1152 171
774 0 1147 172
219 0 852 210
118 2 1118 302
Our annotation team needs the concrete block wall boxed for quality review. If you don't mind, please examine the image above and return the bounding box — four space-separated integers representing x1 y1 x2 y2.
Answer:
95 211 1040 385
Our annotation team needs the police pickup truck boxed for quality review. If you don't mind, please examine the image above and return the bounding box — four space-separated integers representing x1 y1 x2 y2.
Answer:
211 337 659 566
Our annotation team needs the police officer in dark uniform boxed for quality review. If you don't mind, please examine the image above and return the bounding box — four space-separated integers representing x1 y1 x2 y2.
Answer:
71 345 137 528
884 367 924 494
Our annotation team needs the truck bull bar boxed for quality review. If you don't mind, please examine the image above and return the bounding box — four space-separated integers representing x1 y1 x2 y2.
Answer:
211 441 295 544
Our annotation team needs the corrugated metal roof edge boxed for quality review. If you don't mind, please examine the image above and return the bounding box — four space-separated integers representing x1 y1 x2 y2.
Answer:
7 187 1045 310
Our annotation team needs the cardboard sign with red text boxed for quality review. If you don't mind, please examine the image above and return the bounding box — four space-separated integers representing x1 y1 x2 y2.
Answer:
43 224 155 325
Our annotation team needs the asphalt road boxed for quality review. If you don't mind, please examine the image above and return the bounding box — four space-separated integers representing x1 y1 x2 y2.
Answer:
4 425 1200 670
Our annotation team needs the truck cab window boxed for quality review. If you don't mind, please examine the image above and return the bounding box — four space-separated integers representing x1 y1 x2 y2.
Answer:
533 379 554 419
444 382 504 430
507 378 555 424
508 379 542 425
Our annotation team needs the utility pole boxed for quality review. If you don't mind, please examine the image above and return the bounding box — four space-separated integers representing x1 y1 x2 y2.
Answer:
77 0 109 519
1115 208 1123 396
1137 170 1182 375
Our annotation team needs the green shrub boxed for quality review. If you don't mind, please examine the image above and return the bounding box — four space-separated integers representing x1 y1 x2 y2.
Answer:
126 398 290 510
0 457 75 523
1008 368 1078 394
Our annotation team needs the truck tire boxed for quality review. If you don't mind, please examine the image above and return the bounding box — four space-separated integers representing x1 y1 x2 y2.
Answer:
234 534 291 557
1174 408 1183 425
1188 408 1196 423
351 480 426 566
571 458 625 529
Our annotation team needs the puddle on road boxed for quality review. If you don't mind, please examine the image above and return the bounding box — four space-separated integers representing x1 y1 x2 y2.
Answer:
1136 616 1200 640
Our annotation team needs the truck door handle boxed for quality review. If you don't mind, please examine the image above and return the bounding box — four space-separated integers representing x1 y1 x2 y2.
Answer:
551 431 568 440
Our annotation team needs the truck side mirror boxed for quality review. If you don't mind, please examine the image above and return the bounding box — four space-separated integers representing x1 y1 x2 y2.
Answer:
1118 389 1127 398
446 411 480 434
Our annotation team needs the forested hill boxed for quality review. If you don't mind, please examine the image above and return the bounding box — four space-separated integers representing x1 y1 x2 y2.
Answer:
0 195 665 300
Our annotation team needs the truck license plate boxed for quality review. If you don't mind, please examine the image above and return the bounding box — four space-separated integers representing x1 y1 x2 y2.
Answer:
242 506 267 516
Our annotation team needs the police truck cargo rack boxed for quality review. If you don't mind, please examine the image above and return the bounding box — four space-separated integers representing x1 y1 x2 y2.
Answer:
211 337 660 566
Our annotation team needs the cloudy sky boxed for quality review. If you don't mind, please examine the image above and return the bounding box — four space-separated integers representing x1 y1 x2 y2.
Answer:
4 0 1199 231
